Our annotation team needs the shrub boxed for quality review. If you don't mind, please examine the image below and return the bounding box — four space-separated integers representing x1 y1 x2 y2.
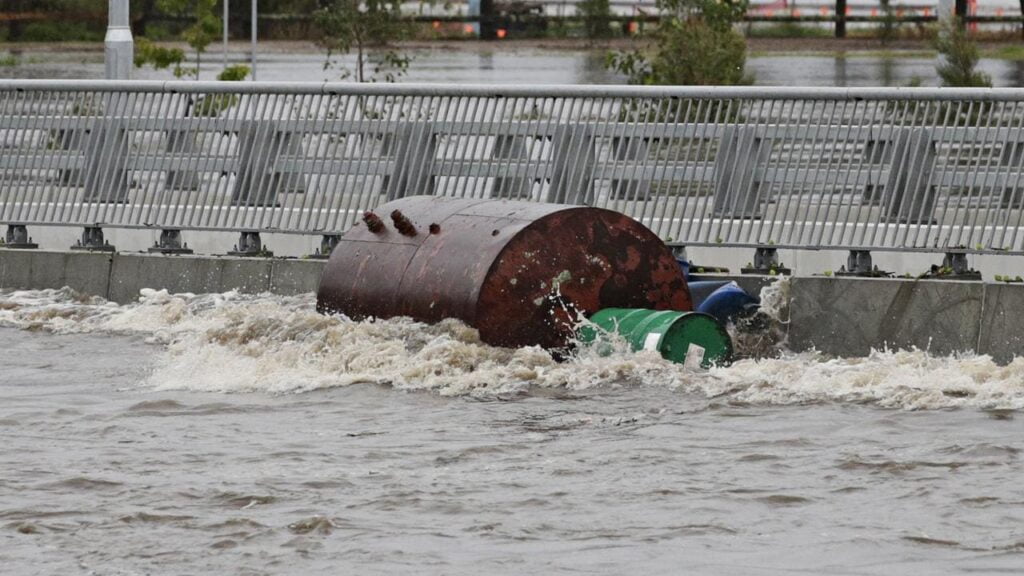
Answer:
609 0 751 86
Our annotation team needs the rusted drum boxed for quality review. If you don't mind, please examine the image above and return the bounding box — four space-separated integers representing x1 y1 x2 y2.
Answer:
316 196 692 350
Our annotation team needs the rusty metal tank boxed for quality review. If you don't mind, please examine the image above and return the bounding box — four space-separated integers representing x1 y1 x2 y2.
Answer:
316 196 692 350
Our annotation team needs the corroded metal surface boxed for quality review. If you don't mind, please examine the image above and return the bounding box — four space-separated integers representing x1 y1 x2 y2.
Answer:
317 196 691 350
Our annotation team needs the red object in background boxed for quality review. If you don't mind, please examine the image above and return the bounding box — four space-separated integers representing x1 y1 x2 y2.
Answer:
497 28 507 39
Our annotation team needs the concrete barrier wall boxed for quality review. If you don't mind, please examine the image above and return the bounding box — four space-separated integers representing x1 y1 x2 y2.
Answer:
0 250 326 304
2 249 1023 362
0 250 113 297
787 277 985 357
784 276 1024 363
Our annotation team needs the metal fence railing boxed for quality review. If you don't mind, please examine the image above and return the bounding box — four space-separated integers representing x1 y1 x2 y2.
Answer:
2 80 1024 255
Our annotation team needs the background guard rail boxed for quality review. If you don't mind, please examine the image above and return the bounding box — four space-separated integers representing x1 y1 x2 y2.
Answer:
2 81 1024 255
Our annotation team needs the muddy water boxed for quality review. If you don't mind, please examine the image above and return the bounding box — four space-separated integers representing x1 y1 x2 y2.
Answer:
1 288 1022 574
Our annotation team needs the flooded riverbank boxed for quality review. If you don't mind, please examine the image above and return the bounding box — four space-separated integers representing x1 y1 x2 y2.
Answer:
3 40 1023 87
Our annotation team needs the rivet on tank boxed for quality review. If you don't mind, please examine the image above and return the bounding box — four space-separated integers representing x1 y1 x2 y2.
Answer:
316 196 732 366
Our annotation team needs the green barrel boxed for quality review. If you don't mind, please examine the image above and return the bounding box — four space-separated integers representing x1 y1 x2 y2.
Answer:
579 309 733 368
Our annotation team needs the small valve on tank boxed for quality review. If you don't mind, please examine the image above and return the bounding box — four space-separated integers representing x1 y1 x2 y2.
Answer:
390 210 418 237
362 211 385 234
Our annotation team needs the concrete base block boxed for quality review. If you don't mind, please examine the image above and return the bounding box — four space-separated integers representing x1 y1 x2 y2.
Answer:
0 249 112 296
978 283 1024 364
219 258 273 295
270 259 326 296
110 254 219 303
788 276 984 357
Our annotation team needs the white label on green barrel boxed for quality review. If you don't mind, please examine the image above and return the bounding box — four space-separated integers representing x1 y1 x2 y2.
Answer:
685 343 706 369
643 333 661 351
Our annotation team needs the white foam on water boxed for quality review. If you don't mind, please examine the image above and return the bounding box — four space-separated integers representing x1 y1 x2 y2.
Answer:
2 287 1022 409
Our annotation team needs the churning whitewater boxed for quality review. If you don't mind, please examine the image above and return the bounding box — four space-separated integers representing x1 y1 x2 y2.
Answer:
3 285 1024 576
1 285 1022 410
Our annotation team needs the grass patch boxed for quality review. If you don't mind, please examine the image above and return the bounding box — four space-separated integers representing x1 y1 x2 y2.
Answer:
0 54 17 67
987 45 1024 60
747 22 833 39
748 49 936 59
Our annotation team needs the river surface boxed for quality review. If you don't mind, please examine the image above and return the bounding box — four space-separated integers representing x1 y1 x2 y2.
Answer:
1 287 1023 574
3 44 1024 87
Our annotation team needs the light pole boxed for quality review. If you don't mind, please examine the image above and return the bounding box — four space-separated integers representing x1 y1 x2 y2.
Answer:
223 0 229 68
105 0 134 79
251 0 258 80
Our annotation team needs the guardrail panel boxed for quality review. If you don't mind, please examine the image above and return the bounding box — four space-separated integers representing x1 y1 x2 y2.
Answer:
3 82 1024 254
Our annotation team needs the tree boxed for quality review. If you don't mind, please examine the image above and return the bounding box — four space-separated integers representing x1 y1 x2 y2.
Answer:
313 0 412 83
608 0 751 86
578 0 613 41
135 0 221 79
878 0 898 45
935 17 991 88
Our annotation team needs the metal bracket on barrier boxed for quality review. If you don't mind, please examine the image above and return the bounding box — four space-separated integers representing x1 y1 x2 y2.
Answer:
921 251 981 281
148 229 193 255
228 231 273 257
999 141 1023 209
741 246 790 276
861 134 898 206
548 124 595 205
669 244 729 275
712 126 769 219
83 118 130 204
882 128 937 224
491 134 531 199
611 136 652 201
309 234 341 259
385 122 437 201
2 225 38 249
835 250 892 278
232 121 306 207
71 226 115 252
164 128 201 192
